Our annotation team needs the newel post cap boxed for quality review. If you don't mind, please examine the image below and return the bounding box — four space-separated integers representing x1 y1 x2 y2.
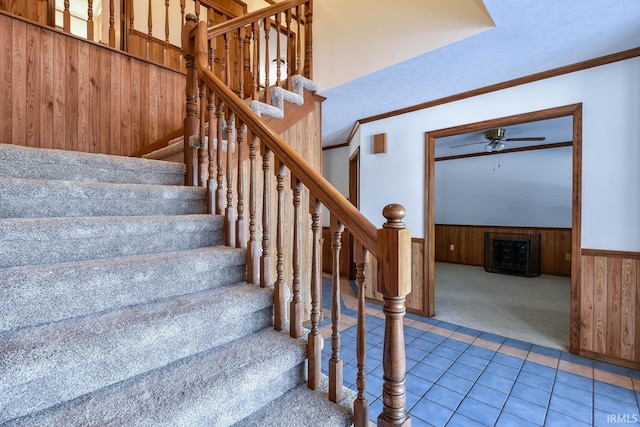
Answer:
377 204 412 298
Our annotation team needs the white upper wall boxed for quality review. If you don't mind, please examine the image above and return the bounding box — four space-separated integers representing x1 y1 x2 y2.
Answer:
435 147 573 227
350 57 640 251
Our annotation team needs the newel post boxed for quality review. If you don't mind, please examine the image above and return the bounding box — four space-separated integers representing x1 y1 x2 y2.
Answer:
182 14 199 186
377 204 411 427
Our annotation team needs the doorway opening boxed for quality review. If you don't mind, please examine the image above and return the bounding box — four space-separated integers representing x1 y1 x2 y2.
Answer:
423 104 582 352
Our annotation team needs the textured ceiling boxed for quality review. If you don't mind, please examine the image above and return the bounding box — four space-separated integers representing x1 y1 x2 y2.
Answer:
318 0 640 147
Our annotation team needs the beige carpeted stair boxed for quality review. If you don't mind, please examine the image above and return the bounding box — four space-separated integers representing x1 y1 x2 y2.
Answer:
0 143 354 426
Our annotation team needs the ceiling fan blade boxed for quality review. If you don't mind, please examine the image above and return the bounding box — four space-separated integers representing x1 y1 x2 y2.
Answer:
450 141 486 148
504 137 546 142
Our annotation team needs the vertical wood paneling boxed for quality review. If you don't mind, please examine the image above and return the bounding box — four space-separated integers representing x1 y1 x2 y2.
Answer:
88 44 101 153
25 23 39 147
580 254 594 352
77 41 89 152
65 38 78 152
593 256 608 354
620 258 636 360
52 32 65 150
120 57 131 157
2 14 185 156
99 49 111 154
607 257 622 357
39 27 53 148
0 14 11 143
581 250 640 366
11 18 26 145
110 51 121 155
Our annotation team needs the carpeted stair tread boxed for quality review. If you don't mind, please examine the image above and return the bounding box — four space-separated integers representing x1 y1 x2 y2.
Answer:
232 377 356 427
0 177 206 218
0 143 185 185
3 328 307 427
0 283 274 423
0 246 246 332
0 214 223 268
142 135 184 161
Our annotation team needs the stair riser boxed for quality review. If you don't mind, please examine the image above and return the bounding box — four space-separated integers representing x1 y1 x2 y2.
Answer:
0 178 206 218
0 215 223 268
0 250 246 332
0 144 186 186
0 286 272 423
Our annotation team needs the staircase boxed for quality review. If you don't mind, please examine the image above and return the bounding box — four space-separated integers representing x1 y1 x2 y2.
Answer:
0 143 354 426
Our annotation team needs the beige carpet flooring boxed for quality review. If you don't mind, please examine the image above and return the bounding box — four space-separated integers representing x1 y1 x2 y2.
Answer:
434 262 571 351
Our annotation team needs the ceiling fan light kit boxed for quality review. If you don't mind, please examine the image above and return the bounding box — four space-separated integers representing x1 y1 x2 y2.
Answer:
485 140 505 152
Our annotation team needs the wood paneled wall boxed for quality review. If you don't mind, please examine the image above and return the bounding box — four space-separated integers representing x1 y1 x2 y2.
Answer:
580 249 640 368
0 12 185 156
364 238 426 316
435 224 572 277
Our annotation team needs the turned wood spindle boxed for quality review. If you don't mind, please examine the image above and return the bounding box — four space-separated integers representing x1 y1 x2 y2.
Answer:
290 177 303 338
252 21 260 100
377 204 412 427
225 109 236 247
147 0 153 60
247 134 260 284
329 215 344 403
260 145 272 288
183 14 198 186
275 12 282 86
354 244 370 427
87 0 94 41
215 100 225 214
198 80 208 188
296 5 302 75
236 120 246 249
164 0 170 66
109 0 115 47
263 17 270 104
63 0 70 33
237 28 245 97
285 9 292 90
304 0 313 80
206 88 215 213
307 198 322 389
273 161 287 331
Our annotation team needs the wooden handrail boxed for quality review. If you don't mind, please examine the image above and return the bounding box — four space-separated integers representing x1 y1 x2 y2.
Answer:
203 0 308 39
193 21 378 256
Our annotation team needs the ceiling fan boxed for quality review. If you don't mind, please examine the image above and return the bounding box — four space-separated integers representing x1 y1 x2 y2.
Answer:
451 128 546 152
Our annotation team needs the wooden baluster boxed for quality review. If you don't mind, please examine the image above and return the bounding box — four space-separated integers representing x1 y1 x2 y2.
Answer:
180 0 186 37
87 0 94 41
107 0 115 47
215 99 225 214
183 14 198 186
206 88 215 213
236 120 246 248
329 214 344 403
247 134 260 284
307 198 322 389
275 12 281 86
296 5 301 75
225 109 236 247
252 21 260 100
129 0 135 40
164 0 170 66
263 17 270 104
273 161 286 331
243 29 252 99
377 204 411 427
289 177 303 338
260 145 272 288
224 32 231 88
63 0 70 33
195 0 200 20
147 0 154 60
354 244 370 427
304 0 313 80
198 80 208 188
237 28 245 97
206 45 216 213
285 9 292 89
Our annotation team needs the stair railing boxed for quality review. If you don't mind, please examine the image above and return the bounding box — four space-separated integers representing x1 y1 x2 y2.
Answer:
183 4 411 426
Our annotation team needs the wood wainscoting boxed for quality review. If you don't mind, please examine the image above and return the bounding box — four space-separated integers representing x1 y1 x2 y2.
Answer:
579 249 640 368
0 11 185 156
435 224 572 277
